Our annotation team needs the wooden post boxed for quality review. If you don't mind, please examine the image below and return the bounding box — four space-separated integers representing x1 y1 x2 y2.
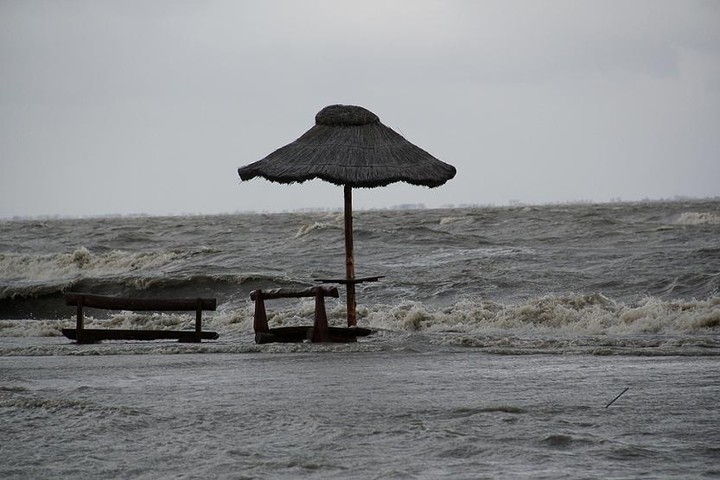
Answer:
311 288 330 342
344 185 357 327
76 295 84 343
253 290 270 333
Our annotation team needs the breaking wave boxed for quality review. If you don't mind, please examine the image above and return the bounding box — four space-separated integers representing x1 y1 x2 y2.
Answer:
363 294 720 335
0 247 183 286
294 212 345 238
675 212 720 226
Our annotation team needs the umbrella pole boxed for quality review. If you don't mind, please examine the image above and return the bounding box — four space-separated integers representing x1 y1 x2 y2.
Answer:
344 185 357 327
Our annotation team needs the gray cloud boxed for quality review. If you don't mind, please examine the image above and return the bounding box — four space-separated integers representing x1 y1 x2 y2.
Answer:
1 0 718 217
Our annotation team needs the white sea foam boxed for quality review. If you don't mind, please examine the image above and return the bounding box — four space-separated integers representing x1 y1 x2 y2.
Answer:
438 216 474 226
675 212 720 226
360 295 720 336
0 319 67 338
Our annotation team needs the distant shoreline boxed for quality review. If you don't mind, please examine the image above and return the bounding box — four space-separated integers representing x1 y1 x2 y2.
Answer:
2 195 718 222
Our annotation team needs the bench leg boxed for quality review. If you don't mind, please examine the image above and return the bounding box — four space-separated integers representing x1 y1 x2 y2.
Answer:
311 291 329 342
194 299 203 343
253 291 270 333
76 296 86 344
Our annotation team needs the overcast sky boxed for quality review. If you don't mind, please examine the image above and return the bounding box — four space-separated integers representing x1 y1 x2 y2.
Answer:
1 0 718 218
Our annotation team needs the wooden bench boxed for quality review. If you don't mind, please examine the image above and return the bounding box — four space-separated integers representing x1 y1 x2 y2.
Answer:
251 286 372 344
62 293 219 344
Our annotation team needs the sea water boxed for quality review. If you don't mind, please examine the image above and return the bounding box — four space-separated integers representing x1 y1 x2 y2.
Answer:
1 200 719 478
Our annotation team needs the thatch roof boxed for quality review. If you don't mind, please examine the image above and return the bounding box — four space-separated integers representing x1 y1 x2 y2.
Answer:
238 105 456 188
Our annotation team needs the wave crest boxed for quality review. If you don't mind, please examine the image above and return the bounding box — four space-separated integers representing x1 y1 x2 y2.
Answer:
294 221 342 238
0 247 183 284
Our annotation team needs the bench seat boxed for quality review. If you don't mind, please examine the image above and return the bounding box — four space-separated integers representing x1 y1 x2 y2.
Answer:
62 293 219 344
61 328 219 343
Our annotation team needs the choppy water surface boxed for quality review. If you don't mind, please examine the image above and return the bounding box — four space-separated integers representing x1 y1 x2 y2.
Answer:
1 200 719 477
2 352 718 479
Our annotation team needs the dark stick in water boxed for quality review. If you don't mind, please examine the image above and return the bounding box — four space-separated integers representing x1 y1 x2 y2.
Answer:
605 387 629 408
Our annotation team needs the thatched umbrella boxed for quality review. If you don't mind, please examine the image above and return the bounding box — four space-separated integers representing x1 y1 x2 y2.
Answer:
238 104 456 327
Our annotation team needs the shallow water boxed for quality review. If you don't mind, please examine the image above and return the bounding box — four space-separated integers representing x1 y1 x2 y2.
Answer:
2 351 718 479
